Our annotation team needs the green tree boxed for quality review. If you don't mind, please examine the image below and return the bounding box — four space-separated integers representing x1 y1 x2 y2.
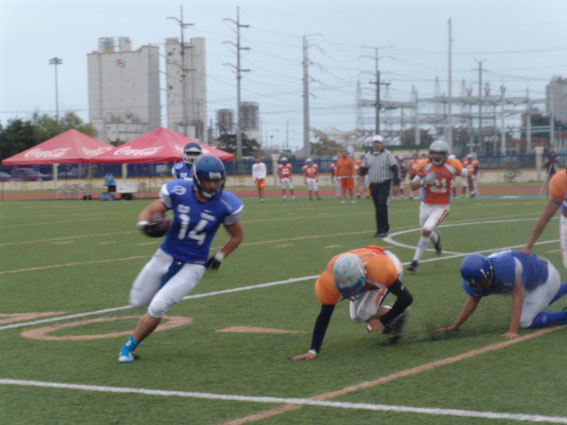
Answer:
214 133 261 157
310 128 353 155
0 112 95 161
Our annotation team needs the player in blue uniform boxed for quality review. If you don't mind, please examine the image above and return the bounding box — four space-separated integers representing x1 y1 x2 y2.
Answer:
435 251 567 339
119 155 244 363
171 141 202 180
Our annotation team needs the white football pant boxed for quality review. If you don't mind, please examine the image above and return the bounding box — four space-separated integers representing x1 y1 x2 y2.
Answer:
129 248 206 318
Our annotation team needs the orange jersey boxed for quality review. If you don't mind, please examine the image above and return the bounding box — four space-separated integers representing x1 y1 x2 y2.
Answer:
303 164 318 178
416 157 464 205
315 246 400 305
278 163 292 179
548 170 567 216
329 162 337 176
336 156 354 178
409 158 419 175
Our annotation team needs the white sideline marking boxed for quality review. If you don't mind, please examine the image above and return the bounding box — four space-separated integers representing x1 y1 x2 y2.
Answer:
0 275 319 331
1 379 566 424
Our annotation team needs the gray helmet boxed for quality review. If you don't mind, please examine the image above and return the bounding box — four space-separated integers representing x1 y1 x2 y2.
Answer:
429 140 449 165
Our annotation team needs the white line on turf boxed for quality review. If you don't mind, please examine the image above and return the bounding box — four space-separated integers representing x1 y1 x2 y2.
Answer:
1 379 565 424
0 275 319 331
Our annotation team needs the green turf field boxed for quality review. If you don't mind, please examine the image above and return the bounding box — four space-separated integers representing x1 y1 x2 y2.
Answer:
1 194 566 425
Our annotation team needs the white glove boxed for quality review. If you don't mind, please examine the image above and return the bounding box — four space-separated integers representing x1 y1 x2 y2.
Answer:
422 173 437 186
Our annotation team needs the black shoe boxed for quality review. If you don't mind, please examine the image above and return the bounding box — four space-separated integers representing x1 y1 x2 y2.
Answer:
407 260 418 272
433 233 442 254
383 309 409 344
373 232 381 238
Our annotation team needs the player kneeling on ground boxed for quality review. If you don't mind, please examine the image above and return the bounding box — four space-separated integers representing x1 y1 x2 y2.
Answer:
434 251 567 339
292 246 413 360
118 155 244 363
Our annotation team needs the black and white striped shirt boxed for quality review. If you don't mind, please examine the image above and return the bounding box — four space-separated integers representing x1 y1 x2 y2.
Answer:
362 149 399 183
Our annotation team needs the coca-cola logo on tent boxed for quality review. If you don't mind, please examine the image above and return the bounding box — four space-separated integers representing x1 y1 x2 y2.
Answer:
82 147 112 156
113 146 163 156
24 148 71 158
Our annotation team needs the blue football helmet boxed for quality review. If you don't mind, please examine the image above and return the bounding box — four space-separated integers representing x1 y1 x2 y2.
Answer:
332 253 367 300
192 155 226 199
183 142 203 166
460 253 494 289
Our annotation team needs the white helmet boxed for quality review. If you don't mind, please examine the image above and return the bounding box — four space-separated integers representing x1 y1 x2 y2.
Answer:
306 158 313 164
448 154 456 160
429 140 449 165
332 253 366 300
280 157 288 163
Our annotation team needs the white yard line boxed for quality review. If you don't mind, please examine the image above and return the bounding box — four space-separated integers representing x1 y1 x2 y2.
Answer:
1 376 566 424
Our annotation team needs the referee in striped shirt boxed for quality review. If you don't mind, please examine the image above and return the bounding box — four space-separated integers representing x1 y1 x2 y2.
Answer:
360 135 400 238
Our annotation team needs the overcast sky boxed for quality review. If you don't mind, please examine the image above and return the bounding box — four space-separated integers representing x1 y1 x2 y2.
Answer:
1 0 566 150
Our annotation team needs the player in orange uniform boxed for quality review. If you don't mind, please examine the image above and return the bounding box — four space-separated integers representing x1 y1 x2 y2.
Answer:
302 158 321 200
522 169 567 268
406 140 474 272
336 151 355 204
292 246 413 360
408 153 420 199
278 157 296 200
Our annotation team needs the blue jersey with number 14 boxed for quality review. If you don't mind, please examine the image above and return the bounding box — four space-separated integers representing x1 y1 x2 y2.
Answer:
158 179 243 264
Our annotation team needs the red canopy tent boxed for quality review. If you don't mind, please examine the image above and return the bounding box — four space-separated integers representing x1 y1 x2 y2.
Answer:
1 129 112 165
90 127 234 163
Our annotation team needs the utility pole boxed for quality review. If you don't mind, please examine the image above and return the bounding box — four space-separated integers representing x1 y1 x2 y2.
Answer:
49 57 63 123
168 6 194 137
447 18 453 152
363 46 391 135
475 59 486 150
302 35 310 154
224 7 250 160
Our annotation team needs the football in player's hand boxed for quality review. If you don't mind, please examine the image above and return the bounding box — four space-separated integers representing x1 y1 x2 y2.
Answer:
140 213 170 237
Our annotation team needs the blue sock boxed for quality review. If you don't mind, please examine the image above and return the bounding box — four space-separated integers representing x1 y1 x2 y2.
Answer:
549 283 567 305
124 336 139 351
530 311 567 328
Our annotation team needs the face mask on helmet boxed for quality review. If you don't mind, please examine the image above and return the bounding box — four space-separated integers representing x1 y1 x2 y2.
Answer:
429 140 449 166
460 254 494 289
192 155 226 199
332 253 367 300
183 142 203 166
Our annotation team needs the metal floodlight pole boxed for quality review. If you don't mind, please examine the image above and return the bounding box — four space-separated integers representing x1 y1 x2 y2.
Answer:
49 57 63 122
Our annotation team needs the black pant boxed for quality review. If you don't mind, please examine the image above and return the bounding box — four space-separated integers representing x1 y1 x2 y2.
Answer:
369 181 392 234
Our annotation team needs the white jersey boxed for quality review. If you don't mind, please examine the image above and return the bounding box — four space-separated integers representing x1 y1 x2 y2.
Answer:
252 162 267 180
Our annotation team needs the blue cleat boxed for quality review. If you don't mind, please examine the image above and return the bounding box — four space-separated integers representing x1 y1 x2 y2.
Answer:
118 336 139 363
118 347 135 363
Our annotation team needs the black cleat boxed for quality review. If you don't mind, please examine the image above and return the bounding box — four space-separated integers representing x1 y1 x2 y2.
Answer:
407 260 418 272
433 233 442 254
383 309 409 344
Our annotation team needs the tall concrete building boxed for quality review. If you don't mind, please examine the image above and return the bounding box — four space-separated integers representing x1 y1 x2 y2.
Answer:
546 76 567 123
165 37 207 140
216 109 234 135
240 101 259 142
87 37 161 143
